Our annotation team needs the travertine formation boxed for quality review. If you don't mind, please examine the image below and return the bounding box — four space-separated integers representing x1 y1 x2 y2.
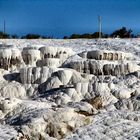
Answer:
0 47 22 70
67 59 139 76
22 47 41 66
0 39 139 140
66 50 139 76
79 50 133 60
0 45 75 70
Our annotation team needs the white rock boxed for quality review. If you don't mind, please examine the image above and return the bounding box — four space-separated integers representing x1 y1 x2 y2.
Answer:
45 76 63 91
113 88 133 99
0 82 26 98
22 47 41 66
57 70 73 85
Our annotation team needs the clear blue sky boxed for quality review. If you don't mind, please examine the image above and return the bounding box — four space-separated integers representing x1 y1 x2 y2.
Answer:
0 0 140 38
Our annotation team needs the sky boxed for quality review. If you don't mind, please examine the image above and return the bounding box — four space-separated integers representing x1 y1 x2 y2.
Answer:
0 0 140 38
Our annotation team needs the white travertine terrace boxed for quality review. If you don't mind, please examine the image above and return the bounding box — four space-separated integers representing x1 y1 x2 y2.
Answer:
39 46 75 65
0 47 22 70
0 82 26 98
0 46 75 70
39 46 75 59
66 50 138 76
20 66 60 84
79 50 133 60
0 39 139 139
39 58 61 67
22 47 41 66
67 59 139 76
103 62 139 75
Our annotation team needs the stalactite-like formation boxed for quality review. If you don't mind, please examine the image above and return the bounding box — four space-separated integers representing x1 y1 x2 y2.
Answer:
79 50 132 60
68 60 139 76
22 47 41 66
0 45 75 70
39 46 75 60
0 47 22 70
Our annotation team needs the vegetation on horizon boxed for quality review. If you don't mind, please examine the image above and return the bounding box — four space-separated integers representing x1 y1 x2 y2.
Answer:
0 27 138 39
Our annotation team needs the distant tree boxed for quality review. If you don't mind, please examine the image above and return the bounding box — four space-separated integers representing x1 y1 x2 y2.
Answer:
21 34 55 39
69 33 93 39
0 31 10 39
63 36 69 39
69 34 81 39
47 35 54 39
103 34 109 38
21 34 41 39
81 33 92 39
91 32 109 38
11 34 18 39
110 27 133 38
68 32 108 39
91 32 101 38
41 36 46 39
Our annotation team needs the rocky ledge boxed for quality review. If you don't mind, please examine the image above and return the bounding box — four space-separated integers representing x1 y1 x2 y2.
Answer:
0 39 139 140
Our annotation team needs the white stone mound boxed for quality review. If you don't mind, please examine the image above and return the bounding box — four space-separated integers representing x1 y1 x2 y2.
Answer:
41 58 61 67
0 39 139 139
79 50 133 60
0 82 26 99
67 52 139 76
0 47 23 70
22 47 41 66
39 46 75 60
0 45 76 70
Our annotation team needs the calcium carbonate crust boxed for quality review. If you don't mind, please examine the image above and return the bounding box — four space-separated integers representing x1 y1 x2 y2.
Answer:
0 39 139 140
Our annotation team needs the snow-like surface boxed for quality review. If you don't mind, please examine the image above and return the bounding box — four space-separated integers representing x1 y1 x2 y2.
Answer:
0 38 140 54
0 39 139 139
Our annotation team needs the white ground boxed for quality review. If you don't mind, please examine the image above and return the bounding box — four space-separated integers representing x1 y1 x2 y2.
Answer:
0 39 139 140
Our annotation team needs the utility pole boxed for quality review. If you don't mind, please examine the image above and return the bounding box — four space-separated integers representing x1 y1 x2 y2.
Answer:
3 20 6 34
98 15 102 39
